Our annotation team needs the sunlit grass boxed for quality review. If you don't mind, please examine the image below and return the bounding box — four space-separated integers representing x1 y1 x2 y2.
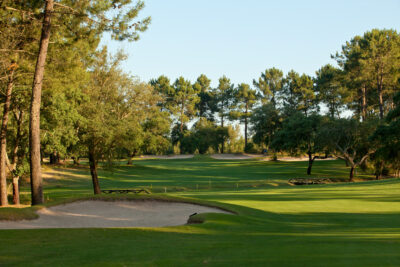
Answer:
1 156 400 266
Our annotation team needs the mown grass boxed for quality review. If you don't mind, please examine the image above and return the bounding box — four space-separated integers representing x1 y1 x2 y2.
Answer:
1 156 400 266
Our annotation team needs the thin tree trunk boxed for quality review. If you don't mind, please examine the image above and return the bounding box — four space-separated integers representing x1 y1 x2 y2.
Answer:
29 0 53 205
88 146 101 195
244 103 248 149
307 153 314 175
271 94 276 110
12 110 23 168
11 110 23 205
349 166 355 182
377 77 384 120
127 152 133 165
375 160 384 180
0 67 15 206
180 102 184 134
72 157 80 165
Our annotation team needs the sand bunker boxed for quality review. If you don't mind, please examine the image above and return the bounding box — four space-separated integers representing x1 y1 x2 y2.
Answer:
0 200 231 229
210 154 261 160
138 155 194 159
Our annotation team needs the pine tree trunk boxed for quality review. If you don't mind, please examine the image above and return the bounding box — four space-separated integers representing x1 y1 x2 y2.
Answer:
88 146 101 195
0 68 15 206
29 0 53 205
361 85 367 121
12 177 20 205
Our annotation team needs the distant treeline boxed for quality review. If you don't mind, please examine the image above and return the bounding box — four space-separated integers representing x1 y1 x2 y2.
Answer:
0 0 399 205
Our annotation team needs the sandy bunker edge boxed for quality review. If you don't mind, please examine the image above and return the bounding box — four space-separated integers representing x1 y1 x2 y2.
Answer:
0 200 234 229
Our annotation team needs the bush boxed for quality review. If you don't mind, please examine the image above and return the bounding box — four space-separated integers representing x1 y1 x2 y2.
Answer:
244 142 257 153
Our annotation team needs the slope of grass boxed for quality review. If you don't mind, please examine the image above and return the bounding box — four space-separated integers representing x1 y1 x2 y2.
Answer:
1 156 400 266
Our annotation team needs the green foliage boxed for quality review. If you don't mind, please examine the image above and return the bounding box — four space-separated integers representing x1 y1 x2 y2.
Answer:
373 92 400 176
281 70 319 116
172 77 200 133
315 64 348 118
250 103 281 148
321 118 378 179
253 67 284 106
334 29 400 120
213 76 236 127
232 83 257 121
194 74 215 121
272 113 325 156
179 119 231 154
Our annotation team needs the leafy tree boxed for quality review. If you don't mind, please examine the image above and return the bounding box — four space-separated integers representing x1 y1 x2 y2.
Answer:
141 111 171 155
225 125 245 153
78 48 160 194
24 0 151 204
322 118 377 181
253 67 284 107
271 113 326 175
191 118 217 154
0 0 39 206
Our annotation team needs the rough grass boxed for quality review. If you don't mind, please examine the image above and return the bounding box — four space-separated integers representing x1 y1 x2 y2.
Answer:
1 156 400 266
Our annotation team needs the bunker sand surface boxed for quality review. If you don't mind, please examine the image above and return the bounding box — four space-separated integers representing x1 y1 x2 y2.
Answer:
0 200 232 229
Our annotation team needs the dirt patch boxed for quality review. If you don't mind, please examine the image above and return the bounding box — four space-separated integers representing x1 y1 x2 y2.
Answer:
0 200 231 229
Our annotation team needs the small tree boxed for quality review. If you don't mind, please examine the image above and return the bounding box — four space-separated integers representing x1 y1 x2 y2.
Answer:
323 118 377 181
271 113 326 175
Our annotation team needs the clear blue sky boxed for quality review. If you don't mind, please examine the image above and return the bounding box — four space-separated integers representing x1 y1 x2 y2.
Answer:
105 0 400 87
